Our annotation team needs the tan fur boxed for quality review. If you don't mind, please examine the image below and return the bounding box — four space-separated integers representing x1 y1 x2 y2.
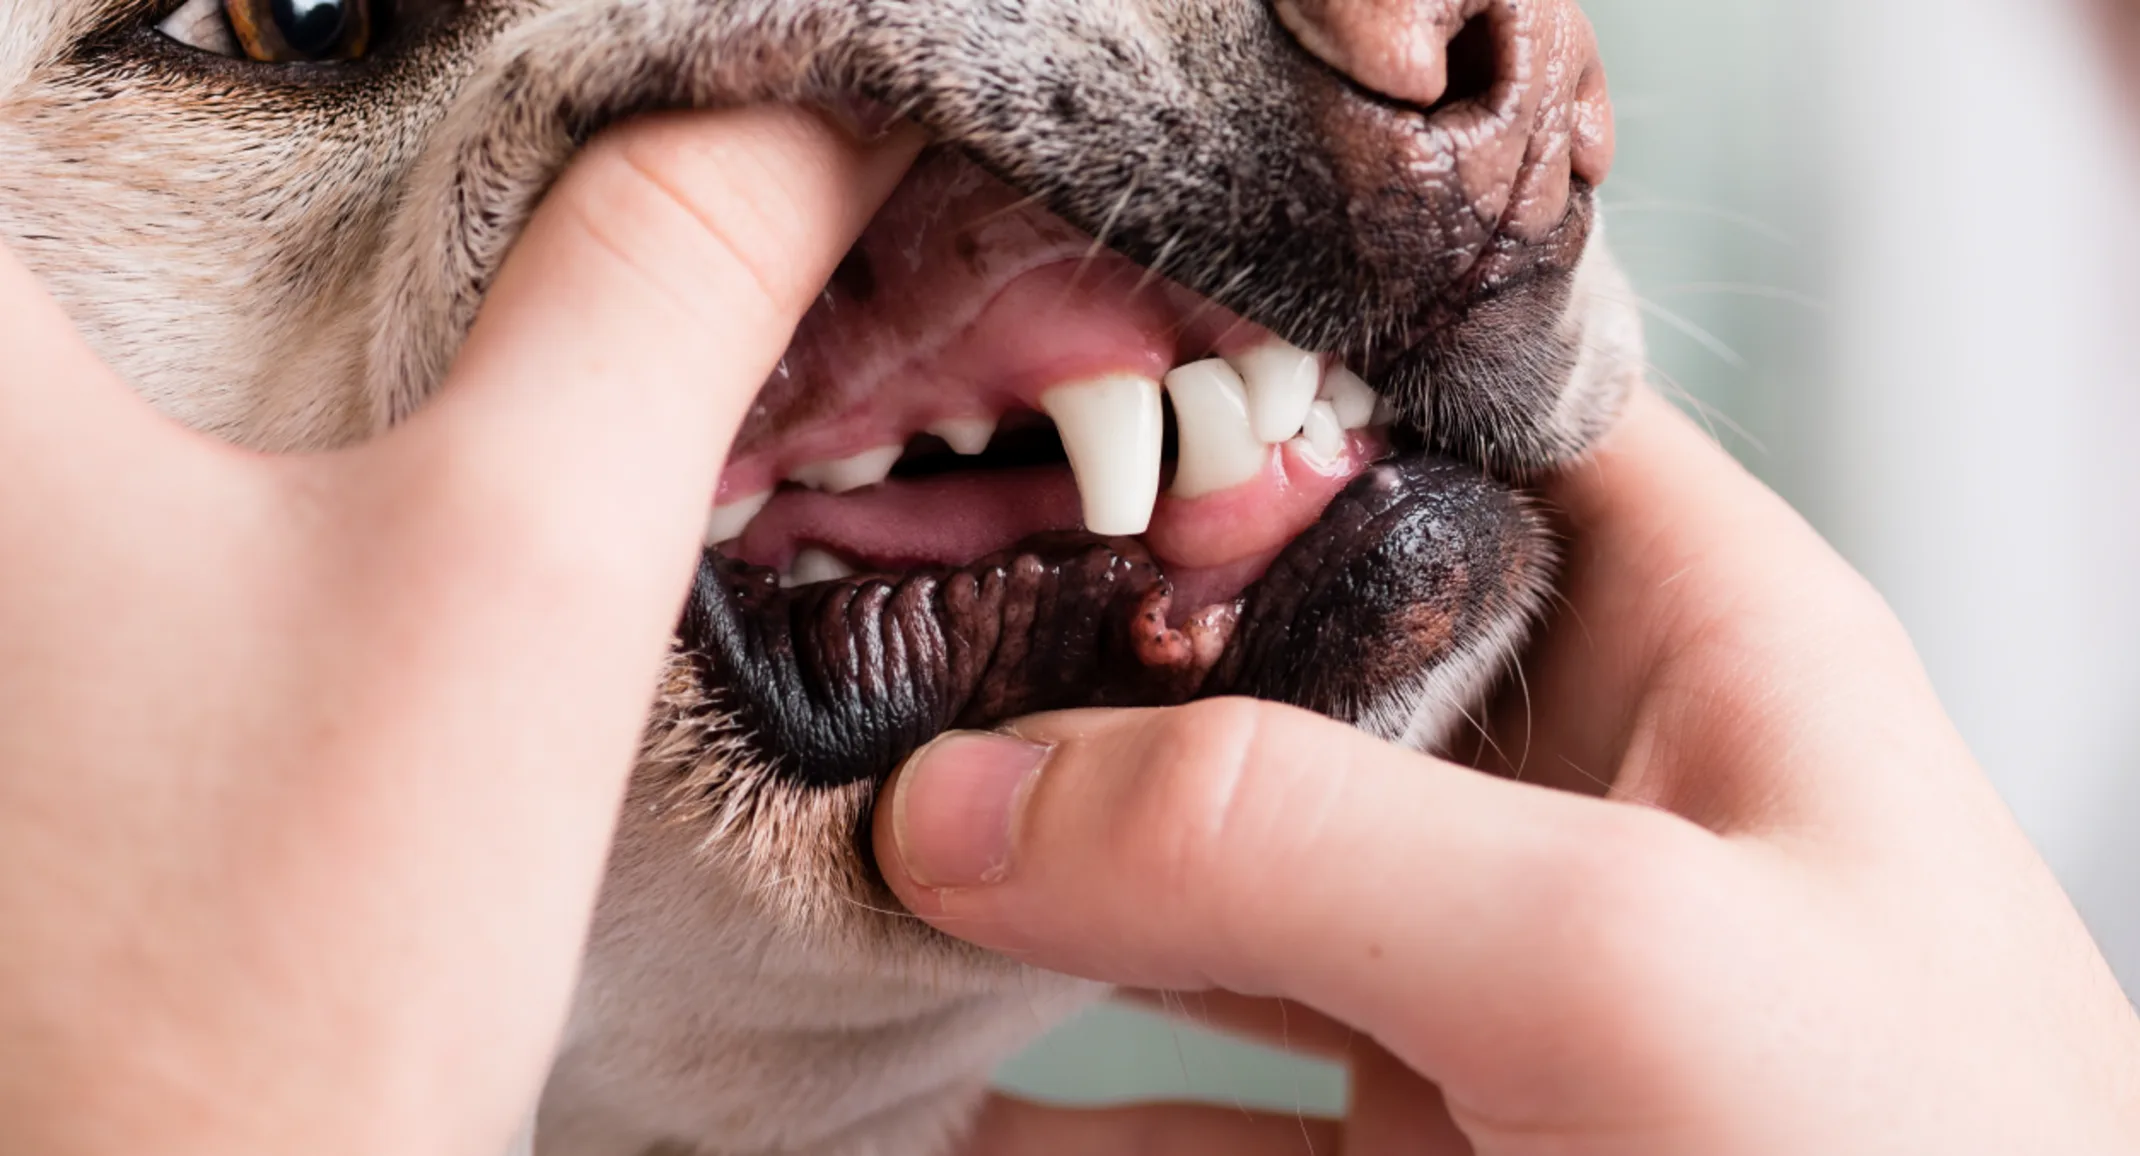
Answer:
0 1 1643 1152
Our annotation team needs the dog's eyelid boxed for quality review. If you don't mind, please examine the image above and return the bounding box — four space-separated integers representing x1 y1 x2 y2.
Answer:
156 0 240 57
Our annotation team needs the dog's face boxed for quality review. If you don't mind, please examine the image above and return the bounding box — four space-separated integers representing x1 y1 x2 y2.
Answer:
0 1 1640 1152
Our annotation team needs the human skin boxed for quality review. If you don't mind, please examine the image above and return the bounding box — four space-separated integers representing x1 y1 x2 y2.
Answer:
0 107 921 1156
875 387 2140 1155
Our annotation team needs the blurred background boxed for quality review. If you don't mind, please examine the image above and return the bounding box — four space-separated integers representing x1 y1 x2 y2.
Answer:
998 0 2140 1110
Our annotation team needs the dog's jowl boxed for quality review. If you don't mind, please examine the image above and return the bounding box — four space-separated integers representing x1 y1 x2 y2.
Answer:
0 0 1643 1152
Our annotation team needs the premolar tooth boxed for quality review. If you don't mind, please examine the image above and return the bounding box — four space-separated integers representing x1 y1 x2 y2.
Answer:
1230 338 1323 444
788 445 903 493
1320 366 1380 431
1039 374 1163 536
782 548 857 588
1164 359 1270 499
927 416 998 456
704 490 771 546
1300 400 1347 464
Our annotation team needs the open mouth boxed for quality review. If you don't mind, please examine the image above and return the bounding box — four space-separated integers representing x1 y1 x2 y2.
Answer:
683 146 1550 787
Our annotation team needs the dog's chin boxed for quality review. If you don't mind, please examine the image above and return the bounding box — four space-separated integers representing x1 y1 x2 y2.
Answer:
676 145 1560 798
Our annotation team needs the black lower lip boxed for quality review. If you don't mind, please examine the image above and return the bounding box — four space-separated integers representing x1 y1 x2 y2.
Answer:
677 453 1551 789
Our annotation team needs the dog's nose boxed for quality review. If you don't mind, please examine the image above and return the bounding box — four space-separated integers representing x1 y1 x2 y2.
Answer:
1274 0 1613 243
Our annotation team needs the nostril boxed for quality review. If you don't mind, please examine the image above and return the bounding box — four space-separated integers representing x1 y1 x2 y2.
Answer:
1274 0 1502 113
1433 13 1498 113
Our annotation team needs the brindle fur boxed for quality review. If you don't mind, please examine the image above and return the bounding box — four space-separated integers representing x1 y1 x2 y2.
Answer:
0 1 1644 1153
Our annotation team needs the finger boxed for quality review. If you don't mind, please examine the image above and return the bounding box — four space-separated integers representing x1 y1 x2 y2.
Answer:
306 107 920 823
1119 990 1362 1061
872 706 1734 1110
230 113 920 1119
966 1095 1340 1156
357 106 921 607
1479 386 1973 834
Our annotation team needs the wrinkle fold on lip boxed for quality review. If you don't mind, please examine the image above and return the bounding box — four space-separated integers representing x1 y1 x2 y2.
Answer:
680 455 1544 788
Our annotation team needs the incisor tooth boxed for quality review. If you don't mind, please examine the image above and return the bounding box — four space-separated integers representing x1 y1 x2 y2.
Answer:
927 416 998 456
1040 374 1164 536
1320 366 1380 430
782 548 857 588
1300 400 1346 464
704 490 771 546
1230 338 1323 444
789 445 903 493
1164 360 1270 499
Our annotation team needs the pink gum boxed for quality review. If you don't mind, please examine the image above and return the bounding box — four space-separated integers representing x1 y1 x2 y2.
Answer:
715 258 1297 505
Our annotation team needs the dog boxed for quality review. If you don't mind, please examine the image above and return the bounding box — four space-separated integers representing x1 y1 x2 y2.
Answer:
0 0 1642 1152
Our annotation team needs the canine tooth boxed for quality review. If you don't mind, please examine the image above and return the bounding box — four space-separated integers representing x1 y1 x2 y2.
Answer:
1164 360 1270 499
1300 400 1347 464
704 491 771 546
1320 366 1380 431
1039 374 1164 536
789 445 903 493
927 416 998 456
1230 338 1323 444
782 548 857 588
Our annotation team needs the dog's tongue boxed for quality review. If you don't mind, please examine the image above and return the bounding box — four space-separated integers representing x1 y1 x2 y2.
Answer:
681 456 1544 787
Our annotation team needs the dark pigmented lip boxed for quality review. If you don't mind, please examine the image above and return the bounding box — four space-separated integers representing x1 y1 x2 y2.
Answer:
679 452 1550 788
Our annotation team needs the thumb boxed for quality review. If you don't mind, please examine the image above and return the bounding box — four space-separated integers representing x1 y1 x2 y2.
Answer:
872 700 1726 1094
359 105 921 597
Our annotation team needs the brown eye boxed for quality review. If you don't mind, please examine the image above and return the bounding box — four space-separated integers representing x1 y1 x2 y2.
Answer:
223 0 371 62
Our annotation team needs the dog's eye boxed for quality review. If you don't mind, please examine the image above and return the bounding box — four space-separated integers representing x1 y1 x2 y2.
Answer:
157 0 372 63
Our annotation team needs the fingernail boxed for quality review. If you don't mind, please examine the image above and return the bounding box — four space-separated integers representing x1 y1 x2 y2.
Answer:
891 731 1051 890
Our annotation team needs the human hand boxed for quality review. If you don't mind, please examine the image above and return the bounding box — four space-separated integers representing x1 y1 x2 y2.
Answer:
0 108 919 1156
873 387 2140 1155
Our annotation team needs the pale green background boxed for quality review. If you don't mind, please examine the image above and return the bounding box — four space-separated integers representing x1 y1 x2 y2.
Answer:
998 0 2140 1110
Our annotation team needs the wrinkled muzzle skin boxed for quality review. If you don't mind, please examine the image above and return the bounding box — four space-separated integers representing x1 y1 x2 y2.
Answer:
0 0 1643 1153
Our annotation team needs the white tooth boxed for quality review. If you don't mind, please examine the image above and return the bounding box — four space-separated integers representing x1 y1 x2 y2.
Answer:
788 444 904 493
927 416 998 456
1229 338 1323 444
1164 359 1271 499
781 548 857 588
1320 366 1380 431
1039 374 1164 536
1372 395 1400 427
1300 400 1346 464
704 490 771 546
